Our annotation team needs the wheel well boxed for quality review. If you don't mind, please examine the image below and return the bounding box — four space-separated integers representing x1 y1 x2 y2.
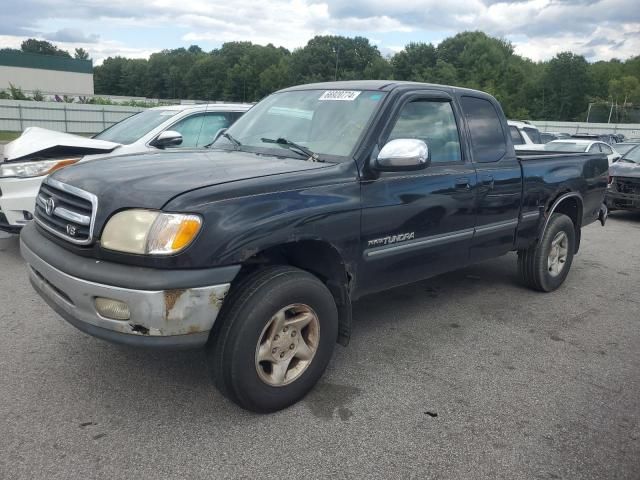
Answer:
237 240 353 346
547 194 583 253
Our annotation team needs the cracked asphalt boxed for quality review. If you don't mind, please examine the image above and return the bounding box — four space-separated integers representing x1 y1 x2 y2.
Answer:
0 213 639 479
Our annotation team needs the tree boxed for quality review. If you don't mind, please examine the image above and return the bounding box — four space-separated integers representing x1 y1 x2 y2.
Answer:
20 39 71 57
289 36 385 83
74 48 90 60
542 52 590 120
392 42 437 81
87 32 639 122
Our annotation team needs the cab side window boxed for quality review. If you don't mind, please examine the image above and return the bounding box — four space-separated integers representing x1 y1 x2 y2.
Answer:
387 100 462 163
461 96 507 163
588 144 602 153
600 144 613 154
523 127 542 144
168 113 231 148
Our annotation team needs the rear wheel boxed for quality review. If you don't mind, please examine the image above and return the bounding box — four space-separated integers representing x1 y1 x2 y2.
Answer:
207 266 338 412
517 213 576 292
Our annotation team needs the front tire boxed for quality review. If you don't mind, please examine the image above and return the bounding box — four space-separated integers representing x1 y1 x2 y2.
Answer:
518 213 576 292
207 266 338 412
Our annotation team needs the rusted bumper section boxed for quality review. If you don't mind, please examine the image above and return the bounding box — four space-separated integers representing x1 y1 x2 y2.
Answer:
21 240 233 349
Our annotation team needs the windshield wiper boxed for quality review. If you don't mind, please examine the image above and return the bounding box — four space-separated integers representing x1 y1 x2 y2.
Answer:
261 137 323 162
205 131 242 149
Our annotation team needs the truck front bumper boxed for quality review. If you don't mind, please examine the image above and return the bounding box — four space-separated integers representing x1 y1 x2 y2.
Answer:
20 223 240 349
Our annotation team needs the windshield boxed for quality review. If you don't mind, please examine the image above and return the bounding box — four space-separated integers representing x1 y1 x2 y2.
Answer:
622 145 640 163
94 109 176 144
544 142 587 153
615 143 639 155
213 89 386 159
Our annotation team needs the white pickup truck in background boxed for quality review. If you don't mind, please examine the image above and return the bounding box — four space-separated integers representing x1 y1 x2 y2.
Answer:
508 120 544 150
0 103 251 233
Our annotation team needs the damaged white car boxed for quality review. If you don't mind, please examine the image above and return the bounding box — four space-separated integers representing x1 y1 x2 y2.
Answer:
0 103 251 233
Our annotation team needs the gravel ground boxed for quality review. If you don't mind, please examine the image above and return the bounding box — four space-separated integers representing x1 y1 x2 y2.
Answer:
0 213 639 480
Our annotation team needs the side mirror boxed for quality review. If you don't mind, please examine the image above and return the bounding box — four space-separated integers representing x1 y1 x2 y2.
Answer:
374 139 430 171
212 128 227 144
151 130 183 148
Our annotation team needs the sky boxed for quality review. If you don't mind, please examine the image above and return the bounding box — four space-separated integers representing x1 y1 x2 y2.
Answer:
0 0 639 65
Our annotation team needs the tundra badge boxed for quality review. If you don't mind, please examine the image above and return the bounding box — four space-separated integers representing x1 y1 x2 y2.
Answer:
368 232 415 247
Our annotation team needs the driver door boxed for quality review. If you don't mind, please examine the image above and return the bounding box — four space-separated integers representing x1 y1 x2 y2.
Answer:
358 92 478 295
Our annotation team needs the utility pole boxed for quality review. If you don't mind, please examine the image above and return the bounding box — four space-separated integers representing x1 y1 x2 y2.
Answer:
334 46 340 81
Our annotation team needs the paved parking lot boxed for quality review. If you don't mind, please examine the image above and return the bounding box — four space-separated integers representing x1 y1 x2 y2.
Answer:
1 213 639 480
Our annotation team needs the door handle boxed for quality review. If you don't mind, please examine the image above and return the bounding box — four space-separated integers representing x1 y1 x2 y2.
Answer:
480 174 495 191
455 177 471 190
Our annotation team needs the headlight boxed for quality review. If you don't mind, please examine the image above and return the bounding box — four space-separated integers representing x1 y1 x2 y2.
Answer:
101 209 202 255
0 158 80 178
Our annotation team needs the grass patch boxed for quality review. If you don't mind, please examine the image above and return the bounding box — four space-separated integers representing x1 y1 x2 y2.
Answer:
0 131 20 142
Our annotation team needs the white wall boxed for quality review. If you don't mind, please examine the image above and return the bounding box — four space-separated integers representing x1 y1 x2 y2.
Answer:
0 65 94 96
531 120 640 138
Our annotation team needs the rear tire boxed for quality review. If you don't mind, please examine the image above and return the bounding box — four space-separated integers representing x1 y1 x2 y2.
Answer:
517 213 575 292
206 266 338 412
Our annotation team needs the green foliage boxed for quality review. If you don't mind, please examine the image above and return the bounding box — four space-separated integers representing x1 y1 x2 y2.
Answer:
0 89 10 99
74 48 90 60
31 89 45 101
8 83 28 100
20 39 71 57
89 32 639 122
392 42 437 81
541 52 590 120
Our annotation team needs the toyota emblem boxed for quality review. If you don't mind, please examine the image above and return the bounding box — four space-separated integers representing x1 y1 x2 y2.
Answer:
45 197 55 216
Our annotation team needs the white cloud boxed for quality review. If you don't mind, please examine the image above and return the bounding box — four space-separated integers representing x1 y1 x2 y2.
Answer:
0 0 638 61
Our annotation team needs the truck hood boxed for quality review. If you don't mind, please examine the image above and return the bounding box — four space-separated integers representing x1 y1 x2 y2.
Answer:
3 127 120 161
610 160 640 179
50 149 332 219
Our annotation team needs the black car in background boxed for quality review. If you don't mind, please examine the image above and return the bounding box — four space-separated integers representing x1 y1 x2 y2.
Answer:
607 144 640 211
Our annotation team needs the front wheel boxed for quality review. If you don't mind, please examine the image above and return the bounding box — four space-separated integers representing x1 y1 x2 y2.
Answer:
207 266 338 412
517 213 576 292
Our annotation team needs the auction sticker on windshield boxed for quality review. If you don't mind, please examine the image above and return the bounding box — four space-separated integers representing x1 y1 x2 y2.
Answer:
319 90 361 101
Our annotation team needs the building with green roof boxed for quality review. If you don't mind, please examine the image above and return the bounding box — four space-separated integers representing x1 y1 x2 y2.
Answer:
0 51 94 96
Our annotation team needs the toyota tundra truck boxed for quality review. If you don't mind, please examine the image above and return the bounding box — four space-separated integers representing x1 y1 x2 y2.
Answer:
20 81 609 412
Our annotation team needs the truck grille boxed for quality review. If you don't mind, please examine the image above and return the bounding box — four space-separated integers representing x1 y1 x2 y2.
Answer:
34 177 97 245
615 177 640 195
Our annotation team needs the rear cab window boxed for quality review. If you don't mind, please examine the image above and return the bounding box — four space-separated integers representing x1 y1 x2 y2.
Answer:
460 96 507 163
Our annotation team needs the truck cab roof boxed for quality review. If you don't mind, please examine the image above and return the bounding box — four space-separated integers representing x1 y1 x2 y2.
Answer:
278 80 497 99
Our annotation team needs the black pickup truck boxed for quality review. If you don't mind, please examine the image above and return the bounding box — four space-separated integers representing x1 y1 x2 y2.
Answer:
21 81 609 412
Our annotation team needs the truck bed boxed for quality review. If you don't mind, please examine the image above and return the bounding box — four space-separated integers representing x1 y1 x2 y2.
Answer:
517 150 609 231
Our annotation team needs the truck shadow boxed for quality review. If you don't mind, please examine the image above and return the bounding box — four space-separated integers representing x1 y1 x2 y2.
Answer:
608 210 640 223
57 254 522 419
0 233 20 255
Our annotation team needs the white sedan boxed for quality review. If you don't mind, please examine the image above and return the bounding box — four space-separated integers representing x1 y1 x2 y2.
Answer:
543 139 621 165
0 103 251 233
